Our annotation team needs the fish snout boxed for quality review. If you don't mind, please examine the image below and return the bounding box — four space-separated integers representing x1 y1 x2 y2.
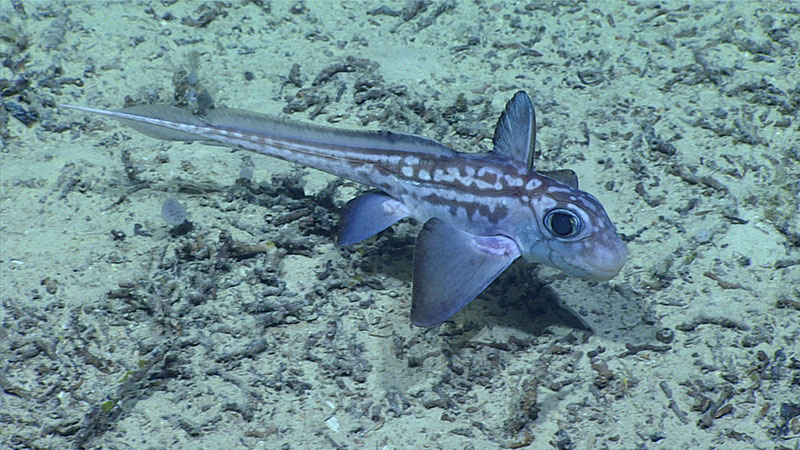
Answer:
584 235 627 281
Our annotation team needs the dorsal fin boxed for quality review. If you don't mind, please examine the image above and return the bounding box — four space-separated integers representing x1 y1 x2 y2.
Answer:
492 91 536 172
206 107 455 157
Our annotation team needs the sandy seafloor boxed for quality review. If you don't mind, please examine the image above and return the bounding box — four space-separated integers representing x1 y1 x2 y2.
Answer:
1 1 799 449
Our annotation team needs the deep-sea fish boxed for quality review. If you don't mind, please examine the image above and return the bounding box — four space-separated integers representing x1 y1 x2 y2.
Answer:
61 91 626 326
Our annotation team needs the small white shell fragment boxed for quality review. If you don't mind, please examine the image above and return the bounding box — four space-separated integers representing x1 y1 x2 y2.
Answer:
325 416 339 433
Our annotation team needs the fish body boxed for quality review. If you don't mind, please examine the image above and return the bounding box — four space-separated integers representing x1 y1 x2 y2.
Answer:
62 91 626 326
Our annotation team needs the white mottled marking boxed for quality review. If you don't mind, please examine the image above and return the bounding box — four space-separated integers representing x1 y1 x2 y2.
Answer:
539 195 557 210
404 156 419 166
504 175 523 187
525 179 542 190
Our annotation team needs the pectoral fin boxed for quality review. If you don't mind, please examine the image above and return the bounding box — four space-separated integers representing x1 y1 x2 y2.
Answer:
337 193 409 246
411 218 521 326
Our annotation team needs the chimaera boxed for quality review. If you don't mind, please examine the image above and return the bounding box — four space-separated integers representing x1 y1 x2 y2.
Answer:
61 91 626 326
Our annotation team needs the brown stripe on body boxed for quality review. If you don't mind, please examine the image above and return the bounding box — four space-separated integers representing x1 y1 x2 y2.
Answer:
420 192 510 224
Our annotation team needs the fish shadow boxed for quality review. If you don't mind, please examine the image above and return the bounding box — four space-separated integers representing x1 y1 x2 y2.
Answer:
355 229 590 335
472 262 590 335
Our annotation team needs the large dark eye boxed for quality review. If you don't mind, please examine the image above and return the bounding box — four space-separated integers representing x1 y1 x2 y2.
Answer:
544 209 581 238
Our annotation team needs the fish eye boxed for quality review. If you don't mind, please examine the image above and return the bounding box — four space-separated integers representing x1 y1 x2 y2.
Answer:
544 209 581 238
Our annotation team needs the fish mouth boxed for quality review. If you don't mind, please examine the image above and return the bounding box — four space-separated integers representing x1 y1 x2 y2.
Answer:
584 264 624 282
586 242 627 281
